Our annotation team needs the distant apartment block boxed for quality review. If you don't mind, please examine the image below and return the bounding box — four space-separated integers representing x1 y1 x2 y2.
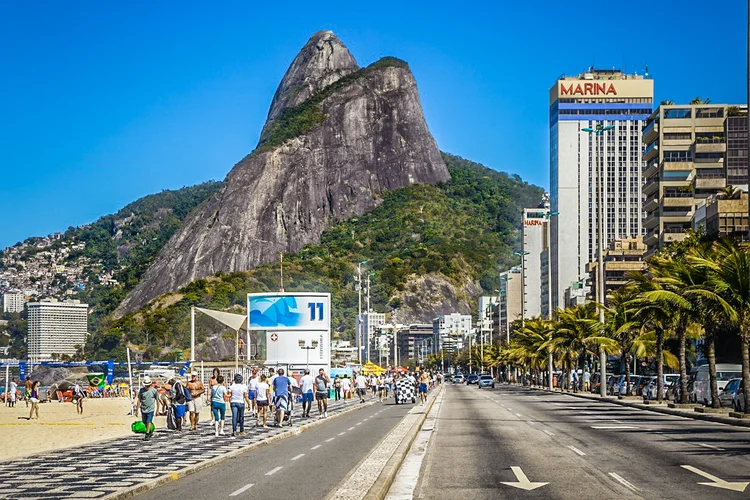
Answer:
586 236 647 302
27 299 88 363
433 313 472 354
642 104 748 254
693 192 749 242
2 293 26 314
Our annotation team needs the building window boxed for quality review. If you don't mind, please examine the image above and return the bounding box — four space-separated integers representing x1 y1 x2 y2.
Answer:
664 108 692 119
696 108 724 119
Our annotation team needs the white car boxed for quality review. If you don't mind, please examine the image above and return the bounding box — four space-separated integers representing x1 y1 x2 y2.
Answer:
692 364 742 406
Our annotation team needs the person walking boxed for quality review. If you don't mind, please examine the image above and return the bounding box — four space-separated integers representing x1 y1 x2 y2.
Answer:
24 379 32 408
28 380 40 420
8 378 18 408
169 378 188 432
255 374 270 428
186 371 205 432
73 382 85 415
248 369 259 419
229 374 250 437
300 369 314 418
271 368 291 427
333 376 342 401
136 377 158 441
208 368 220 425
355 371 367 403
210 375 228 437
341 374 351 402
315 368 330 418
419 370 430 406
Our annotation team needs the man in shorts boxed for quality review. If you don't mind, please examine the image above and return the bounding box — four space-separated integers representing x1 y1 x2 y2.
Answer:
136 377 158 441
186 371 205 431
355 371 367 403
272 368 291 427
300 369 315 418
248 369 259 418
315 368 330 418
419 369 430 405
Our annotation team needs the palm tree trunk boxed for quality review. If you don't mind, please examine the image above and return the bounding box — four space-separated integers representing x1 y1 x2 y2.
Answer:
707 331 720 409
656 329 664 402
678 326 688 404
742 330 750 414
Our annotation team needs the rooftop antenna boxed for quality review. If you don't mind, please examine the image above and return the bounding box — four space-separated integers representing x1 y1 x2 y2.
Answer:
644 63 649 78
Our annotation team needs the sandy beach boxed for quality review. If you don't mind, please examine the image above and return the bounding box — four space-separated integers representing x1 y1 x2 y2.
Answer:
0 398 209 461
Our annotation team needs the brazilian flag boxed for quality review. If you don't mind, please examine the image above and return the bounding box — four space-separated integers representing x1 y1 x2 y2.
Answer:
86 373 106 388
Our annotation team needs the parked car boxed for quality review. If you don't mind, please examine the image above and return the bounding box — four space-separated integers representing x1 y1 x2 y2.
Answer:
467 374 480 385
693 364 742 406
667 378 696 403
477 374 495 389
453 374 465 384
733 380 745 412
719 378 742 408
642 376 657 399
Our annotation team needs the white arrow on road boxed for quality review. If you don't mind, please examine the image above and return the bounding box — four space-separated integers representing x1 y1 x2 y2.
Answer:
500 466 549 491
681 465 749 492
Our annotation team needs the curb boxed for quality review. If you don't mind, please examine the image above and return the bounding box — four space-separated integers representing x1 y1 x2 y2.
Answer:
363 385 443 500
520 385 750 429
102 399 379 500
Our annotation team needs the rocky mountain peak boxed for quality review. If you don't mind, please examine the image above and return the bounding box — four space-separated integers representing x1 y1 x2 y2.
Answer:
260 30 359 140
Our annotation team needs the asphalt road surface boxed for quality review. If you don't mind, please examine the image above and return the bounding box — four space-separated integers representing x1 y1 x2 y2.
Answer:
137 399 413 500
410 384 750 500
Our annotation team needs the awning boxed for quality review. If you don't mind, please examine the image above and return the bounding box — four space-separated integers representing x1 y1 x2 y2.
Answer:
195 307 248 331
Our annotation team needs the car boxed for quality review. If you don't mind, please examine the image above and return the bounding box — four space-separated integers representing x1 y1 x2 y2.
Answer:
693 364 742 406
719 378 742 408
467 374 480 385
732 379 746 413
477 374 495 389
452 374 464 384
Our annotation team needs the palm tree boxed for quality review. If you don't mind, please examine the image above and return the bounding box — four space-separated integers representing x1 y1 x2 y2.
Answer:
718 185 740 200
689 239 750 413
599 286 642 393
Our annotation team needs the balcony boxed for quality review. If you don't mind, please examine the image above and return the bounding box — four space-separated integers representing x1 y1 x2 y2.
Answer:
693 174 726 190
643 121 659 143
644 230 659 247
643 177 659 195
644 196 659 212
643 143 659 162
694 142 726 154
661 232 689 245
662 194 694 207
644 212 660 229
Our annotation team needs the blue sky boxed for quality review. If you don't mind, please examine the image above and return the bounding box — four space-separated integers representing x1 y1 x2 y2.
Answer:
0 1 747 249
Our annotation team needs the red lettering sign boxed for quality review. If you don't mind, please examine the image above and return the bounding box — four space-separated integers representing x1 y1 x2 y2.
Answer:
559 82 617 96
524 220 544 226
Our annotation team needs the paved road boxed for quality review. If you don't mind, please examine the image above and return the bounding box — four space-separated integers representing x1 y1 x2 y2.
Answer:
137 399 413 500
409 384 750 500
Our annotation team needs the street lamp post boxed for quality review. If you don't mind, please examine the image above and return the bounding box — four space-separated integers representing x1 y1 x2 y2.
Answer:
545 211 559 392
366 272 375 363
583 122 614 397
298 338 319 371
514 251 531 330
356 260 368 364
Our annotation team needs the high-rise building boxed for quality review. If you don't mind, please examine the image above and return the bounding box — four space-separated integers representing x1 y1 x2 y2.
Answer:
499 266 523 340
393 324 434 367
2 293 26 314
522 205 549 319
643 104 747 254
586 236 647 302
357 312 386 363
433 313 472 354
27 299 88 363
549 69 653 309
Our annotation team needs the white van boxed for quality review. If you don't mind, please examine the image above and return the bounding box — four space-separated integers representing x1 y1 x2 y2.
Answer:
692 364 742 405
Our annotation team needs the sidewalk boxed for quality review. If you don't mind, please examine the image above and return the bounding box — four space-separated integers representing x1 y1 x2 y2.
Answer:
0 397 376 500
520 384 750 429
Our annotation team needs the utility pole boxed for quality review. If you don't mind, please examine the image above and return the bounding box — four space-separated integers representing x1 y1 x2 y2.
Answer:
356 260 367 364
279 252 284 292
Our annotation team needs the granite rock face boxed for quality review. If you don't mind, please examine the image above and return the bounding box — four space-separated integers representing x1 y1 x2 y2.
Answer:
115 31 449 317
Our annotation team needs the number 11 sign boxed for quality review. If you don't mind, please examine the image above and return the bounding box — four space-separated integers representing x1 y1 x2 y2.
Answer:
247 292 331 331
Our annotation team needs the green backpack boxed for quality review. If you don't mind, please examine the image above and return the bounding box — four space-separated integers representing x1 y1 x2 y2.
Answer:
131 421 155 434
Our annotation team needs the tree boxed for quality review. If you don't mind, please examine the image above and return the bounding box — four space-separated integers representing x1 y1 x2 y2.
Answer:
690 239 750 414
689 97 711 104
718 185 741 200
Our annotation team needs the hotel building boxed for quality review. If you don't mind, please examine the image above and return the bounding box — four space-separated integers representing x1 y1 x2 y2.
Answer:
27 299 88 363
549 69 653 309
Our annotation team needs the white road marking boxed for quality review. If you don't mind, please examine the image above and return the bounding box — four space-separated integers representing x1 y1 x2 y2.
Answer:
500 466 549 491
265 467 282 476
515 413 523 418
326 437 335 442
695 442 725 451
348 427 355 431
356 422 362 426
567 445 586 456
291 454 305 461
338 432 346 436
229 483 254 496
542 429 555 436
311 445 322 450
527 420 536 425
681 465 749 492
591 425 638 430
609 472 638 492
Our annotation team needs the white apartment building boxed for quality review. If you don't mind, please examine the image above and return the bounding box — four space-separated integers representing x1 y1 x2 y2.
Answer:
522 206 549 318
549 69 653 310
499 266 523 340
357 312 386 363
433 313 472 353
27 299 88 363
2 293 26 314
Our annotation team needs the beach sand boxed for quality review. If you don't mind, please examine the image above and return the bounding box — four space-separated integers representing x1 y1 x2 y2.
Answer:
0 398 208 461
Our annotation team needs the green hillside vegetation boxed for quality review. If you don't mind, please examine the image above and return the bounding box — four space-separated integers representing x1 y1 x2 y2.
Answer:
68 182 222 331
87 153 544 361
257 57 409 152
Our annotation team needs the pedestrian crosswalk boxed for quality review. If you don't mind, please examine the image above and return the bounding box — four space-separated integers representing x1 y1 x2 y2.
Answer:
0 398 367 499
